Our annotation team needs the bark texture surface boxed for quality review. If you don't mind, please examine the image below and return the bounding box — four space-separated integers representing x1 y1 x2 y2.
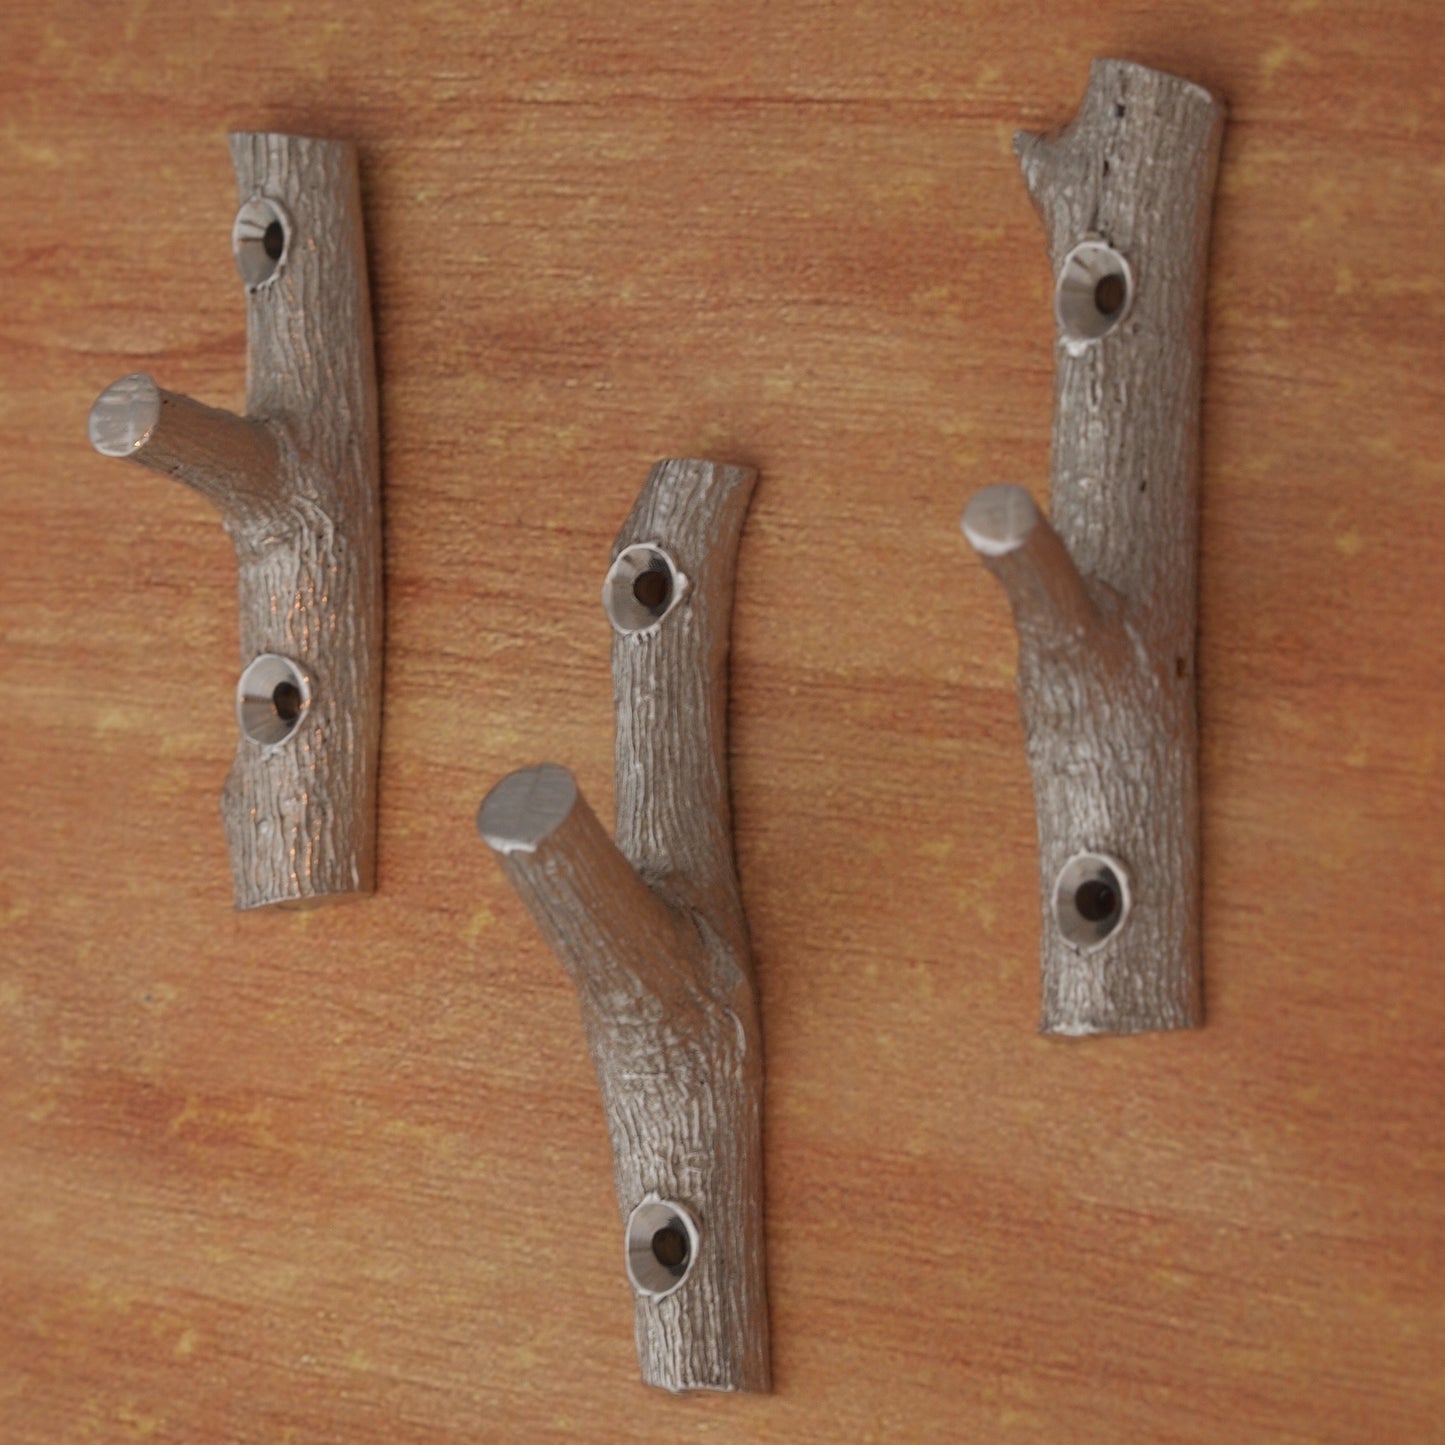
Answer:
971 61 1225 1034
480 460 766 1393
91 134 382 910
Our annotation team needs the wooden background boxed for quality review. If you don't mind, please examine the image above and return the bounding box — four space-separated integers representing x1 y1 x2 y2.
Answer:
2 1 1442 1439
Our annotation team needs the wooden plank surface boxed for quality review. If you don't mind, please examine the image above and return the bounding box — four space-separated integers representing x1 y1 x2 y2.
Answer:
1 0 1442 1439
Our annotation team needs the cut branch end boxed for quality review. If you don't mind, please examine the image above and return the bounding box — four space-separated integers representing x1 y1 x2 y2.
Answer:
89 373 162 457
478 764 579 855
961 483 1040 557
963 484 1105 649
89 376 281 522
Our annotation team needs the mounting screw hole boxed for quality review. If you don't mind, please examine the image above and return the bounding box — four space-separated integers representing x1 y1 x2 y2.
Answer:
233 197 291 290
271 679 303 725
237 654 310 747
1054 852 1131 950
651 1225 690 1271
603 544 687 634
632 568 671 611
1055 240 1133 345
1074 878 1119 924
625 1198 700 1299
1094 272 1127 318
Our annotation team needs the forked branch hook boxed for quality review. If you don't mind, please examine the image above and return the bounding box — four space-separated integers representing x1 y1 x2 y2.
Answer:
478 459 767 1393
963 61 1226 1035
89 134 383 911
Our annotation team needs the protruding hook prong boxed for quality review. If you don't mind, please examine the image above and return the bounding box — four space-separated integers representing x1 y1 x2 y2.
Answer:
962 484 1104 650
477 764 701 1028
87 135 382 911
962 62 1225 1036
89 373 282 523
478 459 768 1395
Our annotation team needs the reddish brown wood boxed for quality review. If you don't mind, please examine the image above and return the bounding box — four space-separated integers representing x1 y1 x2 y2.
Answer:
1 2 1442 1441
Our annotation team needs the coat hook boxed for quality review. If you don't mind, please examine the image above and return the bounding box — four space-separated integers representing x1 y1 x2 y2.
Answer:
88 133 383 911
962 61 1226 1035
478 459 768 1394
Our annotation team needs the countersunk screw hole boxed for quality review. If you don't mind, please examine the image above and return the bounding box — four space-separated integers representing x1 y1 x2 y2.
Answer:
625 1197 700 1299
632 568 671 611
232 197 290 289
651 1226 690 1273
237 654 309 747
1055 241 1133 344
603 544 687 634
1054 852 1131 950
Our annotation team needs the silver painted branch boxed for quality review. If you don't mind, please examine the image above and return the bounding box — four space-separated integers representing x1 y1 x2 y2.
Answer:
479 460 767 1394
88 375 283 520
962 484 1121 659
965 61 1225 1035
89 133 382 911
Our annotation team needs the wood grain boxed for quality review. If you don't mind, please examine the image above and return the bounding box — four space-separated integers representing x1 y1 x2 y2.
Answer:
1 1 1443 1440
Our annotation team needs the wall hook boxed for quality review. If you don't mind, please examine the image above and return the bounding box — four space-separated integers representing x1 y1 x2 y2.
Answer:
477 459 767 1394
962 61 1225 1035
88 133 382 911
